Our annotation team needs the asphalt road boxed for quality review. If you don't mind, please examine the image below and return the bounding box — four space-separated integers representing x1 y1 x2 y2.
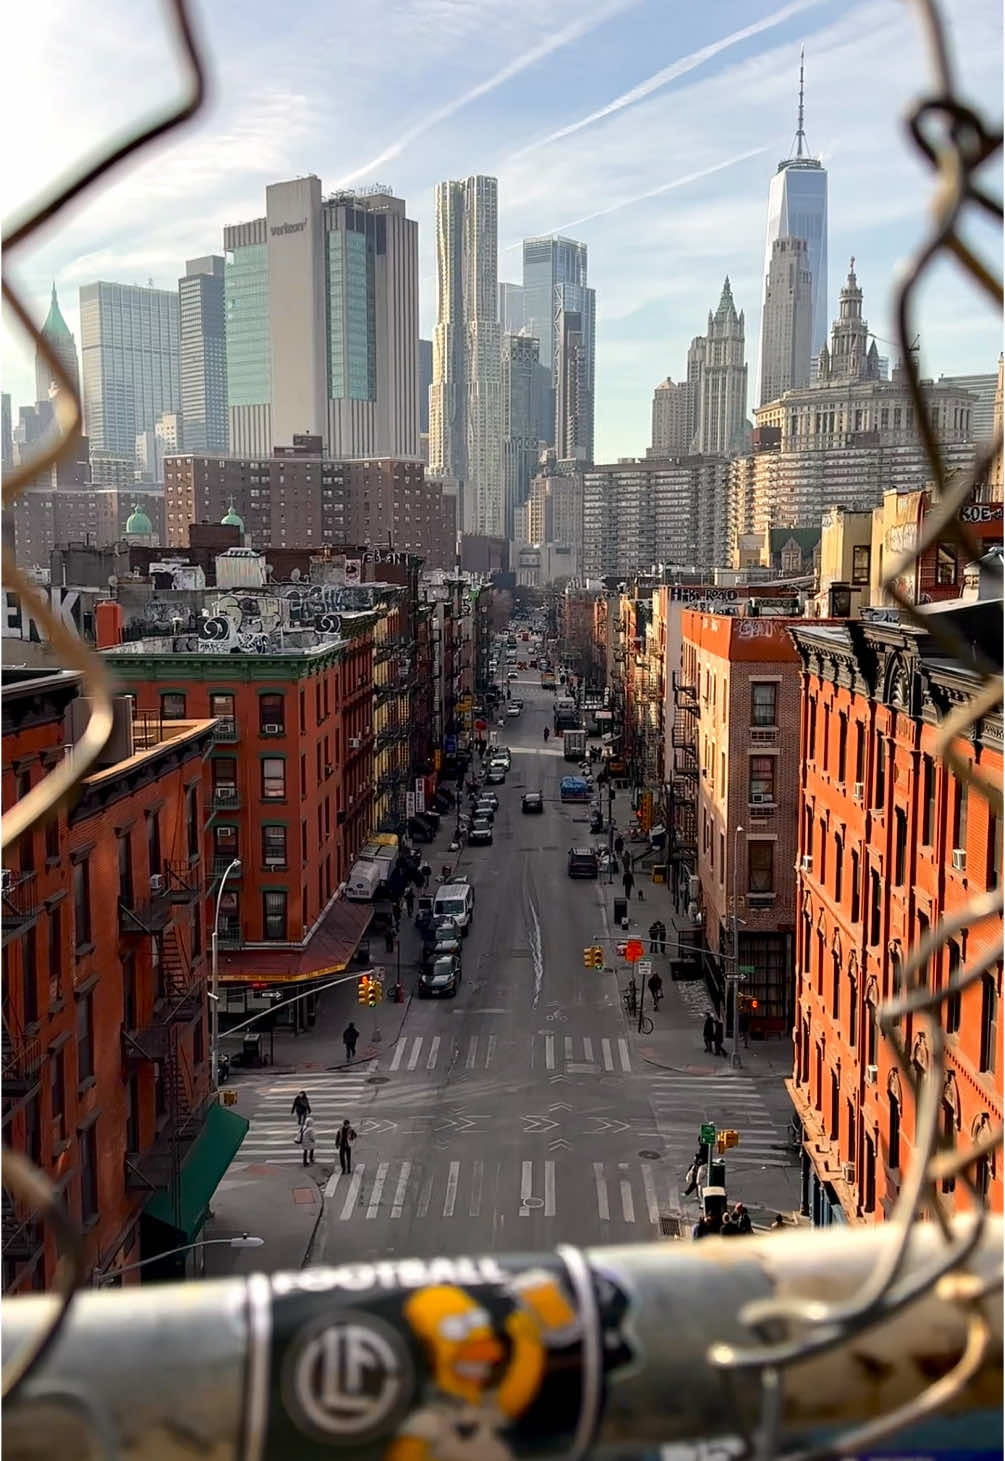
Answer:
230 679 795 1263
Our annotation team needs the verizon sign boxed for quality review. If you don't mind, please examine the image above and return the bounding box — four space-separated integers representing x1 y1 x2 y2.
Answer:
270 219 307 237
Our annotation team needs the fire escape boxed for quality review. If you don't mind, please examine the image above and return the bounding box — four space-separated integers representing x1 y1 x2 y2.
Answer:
669 672 700 914
119 862 207 1235
2 871 46 1287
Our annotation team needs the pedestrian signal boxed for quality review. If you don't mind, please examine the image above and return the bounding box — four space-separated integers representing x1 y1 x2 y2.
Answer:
716 1129 740 1153
750 999 759 1010
357 976 370 1005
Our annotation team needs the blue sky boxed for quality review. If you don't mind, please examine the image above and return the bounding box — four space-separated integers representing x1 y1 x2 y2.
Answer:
3 0 1001 461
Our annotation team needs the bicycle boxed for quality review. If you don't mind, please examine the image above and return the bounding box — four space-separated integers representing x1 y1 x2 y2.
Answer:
638 1014 654 1035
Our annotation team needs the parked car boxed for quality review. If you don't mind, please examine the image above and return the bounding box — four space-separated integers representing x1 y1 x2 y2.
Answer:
494 748 512 768
423 914 462 949
522 791 544 814
424 936 463 967
414 894 436 932
469 818 494 845
511 699 524 711
507 670 518 680
475 791 499 811
506 705 521 718
418 954 461 999
473 801 495 823
568 846 600 879
486 766 506 785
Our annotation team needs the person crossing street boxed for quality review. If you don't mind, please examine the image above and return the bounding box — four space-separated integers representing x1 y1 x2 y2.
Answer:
298 1113 316 1166
335 1118 358 1174
291 1090 311 1129
343 1022 359 1062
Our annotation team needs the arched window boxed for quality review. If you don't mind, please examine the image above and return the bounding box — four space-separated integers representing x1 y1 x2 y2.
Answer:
887 1071 903 1170
972 1114 995 1207
865 977 880 1067
848 955 859 1049
941 1074 961 1194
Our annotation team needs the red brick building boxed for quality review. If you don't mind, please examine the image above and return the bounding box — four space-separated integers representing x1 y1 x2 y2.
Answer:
789 599 1002 1225
2 672 236 1290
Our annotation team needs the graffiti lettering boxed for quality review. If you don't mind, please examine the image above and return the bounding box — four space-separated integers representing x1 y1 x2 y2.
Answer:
959 502 1003 525
3 588 81 641
734 617 785 639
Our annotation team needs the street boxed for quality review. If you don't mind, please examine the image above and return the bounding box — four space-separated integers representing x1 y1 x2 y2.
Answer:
214 678 799 1268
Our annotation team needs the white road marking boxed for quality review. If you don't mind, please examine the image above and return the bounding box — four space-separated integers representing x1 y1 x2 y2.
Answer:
519 1160 533 1216
544 1160 556 1217
339 1164 365 1221
593 1162 610 1220
443 1161 460 1217
389 1041 406 1072
407 1038 422 1071
366 1162 389 1219
583 1037 594 1061
465 1036 478 1070
324 1171 341 1198
426 1036 440 1070
470 1160 484 1217
417 1172 433 1218
485 1034 496 1068
642 1164 660 1225
391 1162 412 1218
527 896 544 1007
618 1038 632 1072
545 1035 555 1070
564 1036 573 1061
601 1038 614 1071
620 1180 635 1223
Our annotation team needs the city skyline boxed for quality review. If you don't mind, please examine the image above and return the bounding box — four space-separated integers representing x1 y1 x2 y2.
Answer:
3 0 1000 462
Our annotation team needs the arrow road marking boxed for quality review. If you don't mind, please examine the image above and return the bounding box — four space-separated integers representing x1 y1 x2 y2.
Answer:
522 1116 559 1133
548 1102 573 1112
548 1139 570 1151
585 1118 631 1135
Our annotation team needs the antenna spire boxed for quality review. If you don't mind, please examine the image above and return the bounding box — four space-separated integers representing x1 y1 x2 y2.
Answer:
794 45 808 158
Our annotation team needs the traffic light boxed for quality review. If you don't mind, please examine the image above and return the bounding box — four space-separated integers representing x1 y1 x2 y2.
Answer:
716 1129 740 1153
368 979 381 1006
583 947 594 968
591 946 604 969
357 976 370 1005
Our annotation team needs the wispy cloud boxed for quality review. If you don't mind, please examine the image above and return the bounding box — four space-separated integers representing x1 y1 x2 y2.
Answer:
505 147 768 242
508 0 824 159
334 0 641 186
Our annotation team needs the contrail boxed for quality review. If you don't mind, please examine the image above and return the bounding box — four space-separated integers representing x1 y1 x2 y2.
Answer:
514 147 767 239
509 0 823 159
333 0 642 188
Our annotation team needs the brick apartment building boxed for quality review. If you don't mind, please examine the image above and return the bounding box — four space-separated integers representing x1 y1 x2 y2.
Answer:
673 609 805 1031
103 613 377 1019
2 672 240 1291
788 597 1002 1225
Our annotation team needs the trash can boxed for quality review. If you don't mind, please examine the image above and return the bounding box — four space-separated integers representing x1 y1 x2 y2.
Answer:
613 897 628 924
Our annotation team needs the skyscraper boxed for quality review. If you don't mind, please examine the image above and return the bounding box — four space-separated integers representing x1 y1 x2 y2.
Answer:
690 278 748 456
555 307 593 462
35 283 80 405
1 394 12 470
649 378 694 456
179 256 228 453
79 281 180 461
758 237 813 407
502 332 546 539
418 338 433 436
223 177 419 459
430 175 503 536
756 50 828 401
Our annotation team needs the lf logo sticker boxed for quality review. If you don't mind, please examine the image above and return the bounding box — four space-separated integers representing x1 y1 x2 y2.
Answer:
283 1311 414 1443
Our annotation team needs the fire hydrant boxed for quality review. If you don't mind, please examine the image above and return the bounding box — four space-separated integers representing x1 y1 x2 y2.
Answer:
393 980 405 1004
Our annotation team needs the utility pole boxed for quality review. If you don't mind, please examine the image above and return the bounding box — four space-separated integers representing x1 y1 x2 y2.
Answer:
730 824 744 1069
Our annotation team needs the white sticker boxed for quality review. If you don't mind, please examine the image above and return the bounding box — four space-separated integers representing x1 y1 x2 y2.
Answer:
284 1311 413 1443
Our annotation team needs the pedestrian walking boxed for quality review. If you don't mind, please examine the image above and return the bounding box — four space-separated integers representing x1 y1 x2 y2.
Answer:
291 1090 311 1129
648 920 660 954
621 850 632 875
732 1203 753 1235
343 1022 359 1062
420 861 431 889
713 1017 726 1058
657 920 668 955
622 870 635 900
702 1014 715 1054
384 927 395 954
298 1114 316 1166
393 902 401 930
405 888 415 917
683 1150 703 1196
647 970 663 1008
335 1118 358 1174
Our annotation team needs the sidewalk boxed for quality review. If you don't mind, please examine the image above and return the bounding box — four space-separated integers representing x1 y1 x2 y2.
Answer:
203 1160 323 1276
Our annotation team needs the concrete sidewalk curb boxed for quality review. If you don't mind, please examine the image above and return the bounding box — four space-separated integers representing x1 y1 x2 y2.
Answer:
301 1172 325 1268
640 1053 793 1081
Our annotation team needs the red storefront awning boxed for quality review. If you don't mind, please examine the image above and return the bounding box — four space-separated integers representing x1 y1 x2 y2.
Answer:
218 898 373 984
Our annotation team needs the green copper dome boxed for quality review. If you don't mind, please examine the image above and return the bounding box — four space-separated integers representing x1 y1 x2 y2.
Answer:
125 504 153 536
221 500 245 531
42 283 73 340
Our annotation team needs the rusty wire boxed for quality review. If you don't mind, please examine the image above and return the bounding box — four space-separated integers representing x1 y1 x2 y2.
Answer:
0 0 1001 1450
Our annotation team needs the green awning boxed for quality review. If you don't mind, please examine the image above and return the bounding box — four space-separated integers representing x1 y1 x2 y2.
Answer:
145 1102 249 1239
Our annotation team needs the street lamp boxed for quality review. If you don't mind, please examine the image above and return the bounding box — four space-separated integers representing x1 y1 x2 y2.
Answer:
211 858 242 1091
730 825 744 1069
98 1233 263 1285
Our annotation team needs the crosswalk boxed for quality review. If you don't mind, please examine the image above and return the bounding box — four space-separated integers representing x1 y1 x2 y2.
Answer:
647 1071 790 1167
386 1032 496 1073
537 1033 633 1074
321 1157 676 1227
380 1032 634 1075
235 1071 415 1165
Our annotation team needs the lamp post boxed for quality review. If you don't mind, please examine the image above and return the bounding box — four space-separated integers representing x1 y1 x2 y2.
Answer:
211 858 242 1092
98 1234 263 1286
730 825 744 1069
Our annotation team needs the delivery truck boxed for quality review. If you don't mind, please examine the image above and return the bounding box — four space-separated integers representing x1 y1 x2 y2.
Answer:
563 728 587 761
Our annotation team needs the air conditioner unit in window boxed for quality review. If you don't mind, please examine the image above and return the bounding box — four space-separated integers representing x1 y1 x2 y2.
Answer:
262 723 281 736
865 1064 878 1085
852 782 864 802
749 792 767 805
800 854 813 871
841 1161 856 1183
951 848 966 872
349 737 361 749
149 874 165 895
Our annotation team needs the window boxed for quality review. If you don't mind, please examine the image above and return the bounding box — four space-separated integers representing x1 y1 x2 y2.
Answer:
261 758 286 801
869 868 882 946
748 756 775 803
940 1103 956 1193
748 841 774 893
260 693 285 733
848 975 857 1049
118 832 133 909
855 723 865 785
894 809 908 885
846 1099 856 1164
161 691 186 720
262 825 287 868
122 951 137 1030
45 813 59 862
888 1091 901 1169
751 682 777 726
210 691 235 725
51 1047 67 1145
833 717 846 787
988 813 1002 891
822 705 830 771
834 835 843 903
945 940 962 1033
807 699 817 759
22 926 38 1026
866 998 878 1066
850 849 861 922
73 859 91 949
831 952 841 1019
47 905 63 1002
187 785 199 859
16 774 33 872
953 777 968 850
126 1076 140 1154
922 757 936 845
874 737 886 808
147 811 161 878
830 1069 840 1142
852 544 871 585
819 822 827 886
76 991 94 1083
262 890 287 940
979 973 997 1074
212 756 238 799
935 542 957 585
79 1124 99 1224
863 1134 876 1212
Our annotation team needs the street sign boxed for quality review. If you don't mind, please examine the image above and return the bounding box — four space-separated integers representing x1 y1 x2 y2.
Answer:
624 939 644 963
700 1122 716 1146
638 960 652 979
738 965 756 974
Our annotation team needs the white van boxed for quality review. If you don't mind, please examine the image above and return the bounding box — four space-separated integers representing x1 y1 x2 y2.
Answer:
345 860 384 901
434 882 475 934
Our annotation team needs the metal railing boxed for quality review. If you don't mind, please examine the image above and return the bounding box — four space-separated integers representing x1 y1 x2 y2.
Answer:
0 871 38 935
210 717 238 742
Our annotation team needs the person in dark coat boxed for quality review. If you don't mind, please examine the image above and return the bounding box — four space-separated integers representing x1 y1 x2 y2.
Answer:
420 862 431 888
343 1023 359 1061
614 834 624 856
622 870 635 900
657 920 668 955
719 1213 739 1237
291 1091 311 1128
683 1150 703 1196
648 921 661 954
732 1203 753 1235
404 887 415 917
713 1017 726 1057
771 1213 787 1230
335 1119 357 1174
384 927 395 953
647 971 663 1008
702 1014 715 1054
